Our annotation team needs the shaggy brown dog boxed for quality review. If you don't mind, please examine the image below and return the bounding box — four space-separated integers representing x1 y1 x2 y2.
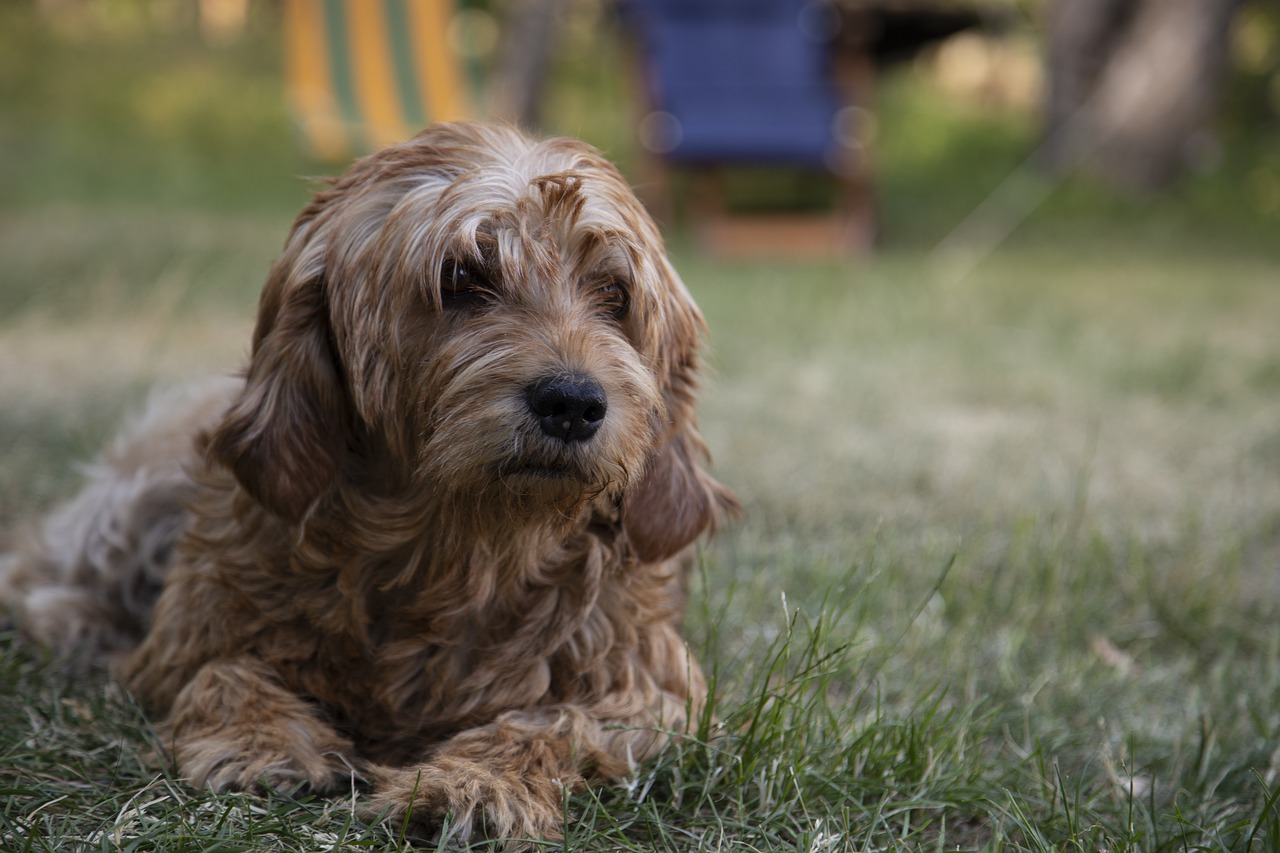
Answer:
0 122 737 846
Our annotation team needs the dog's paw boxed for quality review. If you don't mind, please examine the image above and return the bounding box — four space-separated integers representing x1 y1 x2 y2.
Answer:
361 760 567 850
173 724 357 795
162 658 360 796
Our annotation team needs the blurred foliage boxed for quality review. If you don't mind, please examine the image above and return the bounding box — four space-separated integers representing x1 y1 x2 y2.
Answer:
1 0 1279 251
1229 2 1280 132
0 1 316 214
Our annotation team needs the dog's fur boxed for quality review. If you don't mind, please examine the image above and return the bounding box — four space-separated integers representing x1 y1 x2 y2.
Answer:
0 122 736 846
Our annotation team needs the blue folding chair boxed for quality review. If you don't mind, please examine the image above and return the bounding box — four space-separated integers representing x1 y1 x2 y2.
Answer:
623 0 876 253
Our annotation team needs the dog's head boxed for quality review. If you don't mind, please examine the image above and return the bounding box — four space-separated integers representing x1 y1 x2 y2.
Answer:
209 122 735 561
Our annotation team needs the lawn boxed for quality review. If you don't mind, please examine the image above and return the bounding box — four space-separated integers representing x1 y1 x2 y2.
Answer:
3 5 1280 851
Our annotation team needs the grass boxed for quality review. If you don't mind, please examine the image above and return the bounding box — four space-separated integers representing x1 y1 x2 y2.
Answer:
4 4 1280 850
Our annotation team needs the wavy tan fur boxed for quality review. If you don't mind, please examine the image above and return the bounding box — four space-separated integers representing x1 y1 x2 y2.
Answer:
0 122 737 847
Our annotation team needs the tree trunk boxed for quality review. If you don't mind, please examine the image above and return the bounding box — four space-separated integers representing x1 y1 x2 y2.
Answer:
1043 0 1242 192
489 0 563 129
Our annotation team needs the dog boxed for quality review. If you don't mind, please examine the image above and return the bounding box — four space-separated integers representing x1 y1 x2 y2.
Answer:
0 122 737 846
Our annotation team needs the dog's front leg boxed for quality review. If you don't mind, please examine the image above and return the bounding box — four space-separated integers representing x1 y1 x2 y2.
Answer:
361 702 682 847
162 657 358 794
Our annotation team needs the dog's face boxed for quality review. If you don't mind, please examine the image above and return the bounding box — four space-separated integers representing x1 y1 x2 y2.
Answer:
210 123 732 560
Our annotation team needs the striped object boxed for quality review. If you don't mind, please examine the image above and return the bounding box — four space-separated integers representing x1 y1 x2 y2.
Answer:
285 0 469 161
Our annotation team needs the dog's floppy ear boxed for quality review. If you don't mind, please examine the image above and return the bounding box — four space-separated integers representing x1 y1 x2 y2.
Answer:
625 420 739 564
624 261 739 563
206 126 479 521
207 257 351 524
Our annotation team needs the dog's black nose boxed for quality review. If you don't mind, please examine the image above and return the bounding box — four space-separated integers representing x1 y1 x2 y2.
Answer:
527 374 607 443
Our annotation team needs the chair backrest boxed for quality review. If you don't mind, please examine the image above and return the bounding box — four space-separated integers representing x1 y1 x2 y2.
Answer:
284 0 470 161
625 0 841 166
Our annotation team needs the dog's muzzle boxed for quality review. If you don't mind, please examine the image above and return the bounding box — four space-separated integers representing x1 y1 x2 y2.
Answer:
526 373 607 443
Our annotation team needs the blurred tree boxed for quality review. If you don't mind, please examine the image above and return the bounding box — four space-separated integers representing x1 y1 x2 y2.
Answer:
1042 0 1244 191
489 0 561 127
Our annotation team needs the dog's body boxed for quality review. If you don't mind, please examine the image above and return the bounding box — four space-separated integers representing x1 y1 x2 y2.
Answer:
1 123 735 845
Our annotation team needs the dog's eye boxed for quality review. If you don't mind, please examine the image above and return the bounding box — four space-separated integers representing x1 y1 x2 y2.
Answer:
440 258 492 307
593 277 630 322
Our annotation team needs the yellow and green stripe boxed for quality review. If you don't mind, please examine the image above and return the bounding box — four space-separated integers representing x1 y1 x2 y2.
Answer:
285 0 469 161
